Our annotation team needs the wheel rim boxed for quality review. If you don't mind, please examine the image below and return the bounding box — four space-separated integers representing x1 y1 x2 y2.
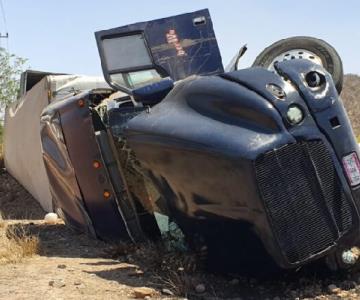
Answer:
268 49 323 71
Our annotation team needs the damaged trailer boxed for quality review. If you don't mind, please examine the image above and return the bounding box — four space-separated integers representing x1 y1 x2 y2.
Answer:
6 9 360 271
3 71 110 212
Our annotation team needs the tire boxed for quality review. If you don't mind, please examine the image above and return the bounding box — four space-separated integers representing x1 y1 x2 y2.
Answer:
252 36 344 94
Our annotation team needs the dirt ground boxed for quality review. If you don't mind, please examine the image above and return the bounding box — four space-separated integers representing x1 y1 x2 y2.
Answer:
3 171 360 299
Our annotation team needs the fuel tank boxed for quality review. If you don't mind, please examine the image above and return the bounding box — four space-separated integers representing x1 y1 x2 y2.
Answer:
124 60 360 268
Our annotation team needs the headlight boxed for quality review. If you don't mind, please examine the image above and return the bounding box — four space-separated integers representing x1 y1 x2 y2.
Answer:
287 105 304 125
305 71 325 89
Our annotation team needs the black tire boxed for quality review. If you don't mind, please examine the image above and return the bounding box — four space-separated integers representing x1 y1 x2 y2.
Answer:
252 36 344 94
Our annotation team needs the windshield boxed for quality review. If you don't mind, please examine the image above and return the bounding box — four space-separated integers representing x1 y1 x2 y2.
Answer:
110 69 162 89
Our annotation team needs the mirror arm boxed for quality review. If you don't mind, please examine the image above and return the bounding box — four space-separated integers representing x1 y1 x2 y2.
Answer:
234 44 248 71
225 44 248 72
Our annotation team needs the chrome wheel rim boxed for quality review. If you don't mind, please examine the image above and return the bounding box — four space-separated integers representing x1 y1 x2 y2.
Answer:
268 49 323 71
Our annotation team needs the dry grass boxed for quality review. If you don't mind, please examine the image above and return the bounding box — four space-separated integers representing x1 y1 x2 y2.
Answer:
153 269 193 297
0 144 3 169
0 213 6 229
105 240 200 296
0 212 39 264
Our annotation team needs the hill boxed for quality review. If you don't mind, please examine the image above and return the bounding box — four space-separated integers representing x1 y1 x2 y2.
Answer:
342 74 360 137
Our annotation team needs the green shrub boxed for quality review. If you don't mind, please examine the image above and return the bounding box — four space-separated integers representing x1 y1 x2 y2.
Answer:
0 122 3 145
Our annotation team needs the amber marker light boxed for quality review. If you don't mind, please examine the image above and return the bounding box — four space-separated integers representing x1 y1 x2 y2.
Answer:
78 99 85 107
93 160 101 169
103 190 111 199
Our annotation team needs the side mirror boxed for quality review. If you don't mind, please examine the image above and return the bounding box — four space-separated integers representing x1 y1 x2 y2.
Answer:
225 44 248 72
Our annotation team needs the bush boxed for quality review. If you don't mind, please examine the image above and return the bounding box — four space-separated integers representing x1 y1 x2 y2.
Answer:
0 213 40 264
0 123 3 169
0 48 27 111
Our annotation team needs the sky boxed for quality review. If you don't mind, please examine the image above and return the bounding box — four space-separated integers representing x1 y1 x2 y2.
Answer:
0 0 360 76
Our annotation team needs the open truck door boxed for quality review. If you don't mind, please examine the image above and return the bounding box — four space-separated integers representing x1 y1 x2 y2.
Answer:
95 9 223 94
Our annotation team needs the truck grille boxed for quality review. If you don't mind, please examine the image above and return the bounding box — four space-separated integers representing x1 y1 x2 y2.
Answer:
255 140 354 264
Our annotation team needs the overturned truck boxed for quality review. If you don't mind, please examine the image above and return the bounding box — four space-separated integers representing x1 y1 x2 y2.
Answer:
5 9 360 271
